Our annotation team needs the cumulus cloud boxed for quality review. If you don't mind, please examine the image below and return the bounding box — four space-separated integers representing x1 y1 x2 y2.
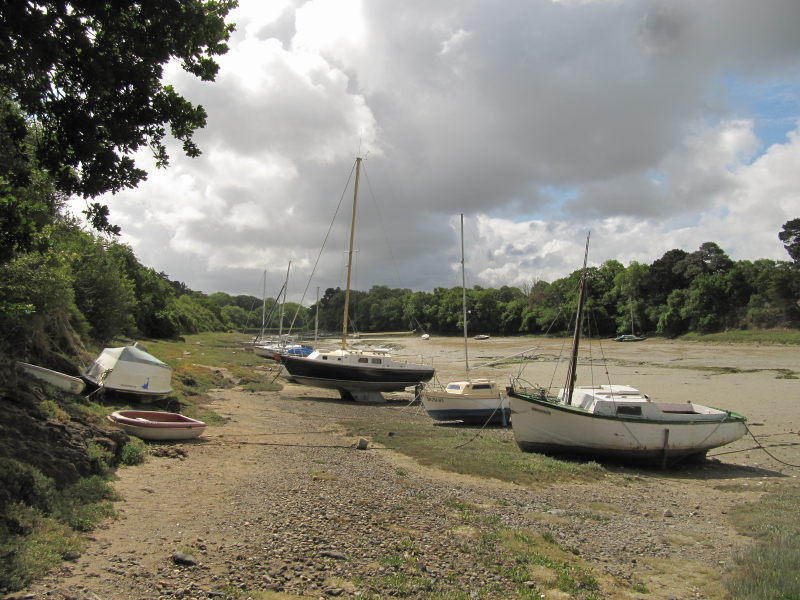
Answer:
84 0 800 299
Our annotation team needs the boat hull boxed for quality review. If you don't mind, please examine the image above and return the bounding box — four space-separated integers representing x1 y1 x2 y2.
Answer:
281 355 434 393
107 411 206 441
17 362 85 394
509 392 746 462
83 345 173 397
421 390 509 425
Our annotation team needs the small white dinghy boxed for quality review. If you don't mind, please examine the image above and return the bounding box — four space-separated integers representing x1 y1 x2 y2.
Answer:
107 410 206 441
16 362 86 394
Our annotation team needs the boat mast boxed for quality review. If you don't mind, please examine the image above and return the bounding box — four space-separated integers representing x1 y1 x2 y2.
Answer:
258 269 267 341
341 156 362 349
314 286 320 348
564 233 590 405
460 214 469 376
279 260 291 337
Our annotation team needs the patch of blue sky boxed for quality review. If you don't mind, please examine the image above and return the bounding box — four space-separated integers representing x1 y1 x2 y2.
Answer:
481 184 578 223
497 184 580 223
539 184 579 204
647 169 667 188
723 71 800 151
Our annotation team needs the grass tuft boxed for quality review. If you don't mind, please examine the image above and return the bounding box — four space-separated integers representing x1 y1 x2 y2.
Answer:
725 485 800 598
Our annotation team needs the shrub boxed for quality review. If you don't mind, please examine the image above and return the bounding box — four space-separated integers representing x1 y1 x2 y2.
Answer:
55 475 118 533
120 438 147 466
0 505 81 593
86 441 112 475
37 399 70 423
0 458 57 515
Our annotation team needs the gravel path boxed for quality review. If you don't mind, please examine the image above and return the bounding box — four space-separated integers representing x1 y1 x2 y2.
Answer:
13 374 791 600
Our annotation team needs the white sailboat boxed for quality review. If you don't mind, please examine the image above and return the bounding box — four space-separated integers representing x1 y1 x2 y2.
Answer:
253 261 312 359
508 234 746 465
280 157 434 402
420 215 508 425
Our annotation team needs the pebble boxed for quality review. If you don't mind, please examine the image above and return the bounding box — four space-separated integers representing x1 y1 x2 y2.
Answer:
14 389 752 600
171 553 198 566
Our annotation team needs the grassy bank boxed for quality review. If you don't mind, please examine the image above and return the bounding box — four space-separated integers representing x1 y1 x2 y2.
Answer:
679 329 800 344
122 332 282 423
1 332 279 593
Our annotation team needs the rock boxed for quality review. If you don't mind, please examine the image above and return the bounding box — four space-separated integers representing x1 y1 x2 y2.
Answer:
0 388 127 486
356 438 369 450
319 551 347 560
663 509 674 518
171 552 199 566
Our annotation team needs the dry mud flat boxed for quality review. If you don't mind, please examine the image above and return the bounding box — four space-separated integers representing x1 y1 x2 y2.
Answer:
15 337 800 600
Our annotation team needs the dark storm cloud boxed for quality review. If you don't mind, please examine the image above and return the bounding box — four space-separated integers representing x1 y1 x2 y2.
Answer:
92 0 800 297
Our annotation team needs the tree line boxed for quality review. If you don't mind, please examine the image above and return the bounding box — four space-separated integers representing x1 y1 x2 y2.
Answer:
2 212 798 365
216 227 800 340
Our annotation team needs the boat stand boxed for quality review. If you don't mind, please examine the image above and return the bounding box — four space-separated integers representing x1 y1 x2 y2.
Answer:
339 390 386 404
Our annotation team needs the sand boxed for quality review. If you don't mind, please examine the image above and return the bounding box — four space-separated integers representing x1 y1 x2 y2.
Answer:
16 335 800 600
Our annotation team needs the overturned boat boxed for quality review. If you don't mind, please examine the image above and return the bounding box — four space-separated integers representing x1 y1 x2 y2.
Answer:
16 361 86 394
83 344 173 397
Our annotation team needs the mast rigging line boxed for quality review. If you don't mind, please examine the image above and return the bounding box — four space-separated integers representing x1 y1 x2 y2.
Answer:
285 161 357 335
361 163 405 291
285 157 405 339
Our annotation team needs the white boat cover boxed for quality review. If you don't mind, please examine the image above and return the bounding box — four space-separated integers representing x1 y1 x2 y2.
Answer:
83 344 173 396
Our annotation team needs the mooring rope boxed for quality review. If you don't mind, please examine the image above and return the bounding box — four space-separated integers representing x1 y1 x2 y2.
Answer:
708 424 800 468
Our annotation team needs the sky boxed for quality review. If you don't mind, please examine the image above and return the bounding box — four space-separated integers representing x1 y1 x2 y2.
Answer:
76 0 800 303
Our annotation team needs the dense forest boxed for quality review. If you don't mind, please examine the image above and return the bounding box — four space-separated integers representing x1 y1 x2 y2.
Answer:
5 185 796 366
203 232 800 340
3 217 800 368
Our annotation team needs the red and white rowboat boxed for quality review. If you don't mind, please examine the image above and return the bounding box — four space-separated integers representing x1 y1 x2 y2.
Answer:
107 410 206 441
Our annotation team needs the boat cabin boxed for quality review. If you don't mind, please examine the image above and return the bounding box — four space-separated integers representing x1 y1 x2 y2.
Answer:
444 379 502 398
563 384 731 421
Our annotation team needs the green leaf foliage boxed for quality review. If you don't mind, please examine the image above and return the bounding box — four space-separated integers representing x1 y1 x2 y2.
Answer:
299 241 799 338
0 1 237 200
779 218 800 263
0 1 236 246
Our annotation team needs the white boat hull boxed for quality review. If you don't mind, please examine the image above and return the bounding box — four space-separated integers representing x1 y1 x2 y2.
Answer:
509 394 747 462
107 411 206 441
421 389 509 425
83 345 173 397
17 362 86 394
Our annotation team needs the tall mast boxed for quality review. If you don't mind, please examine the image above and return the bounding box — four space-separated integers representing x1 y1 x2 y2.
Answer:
314 286 320 348
341 156 362 349
279 260 291 337
461 214 469 375
564 233 590 405
259 269 267 340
